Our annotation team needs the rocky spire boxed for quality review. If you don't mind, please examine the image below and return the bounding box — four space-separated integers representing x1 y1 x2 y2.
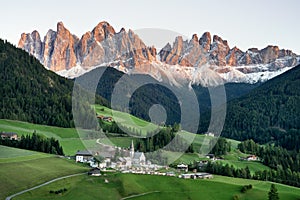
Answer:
199 32 211 52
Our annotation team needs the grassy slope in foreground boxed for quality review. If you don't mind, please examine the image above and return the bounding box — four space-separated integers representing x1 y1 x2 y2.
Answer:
15 173 300 200
0 145 88 200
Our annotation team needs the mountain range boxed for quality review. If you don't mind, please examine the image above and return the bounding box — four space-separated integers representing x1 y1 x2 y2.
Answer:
18 21 300 86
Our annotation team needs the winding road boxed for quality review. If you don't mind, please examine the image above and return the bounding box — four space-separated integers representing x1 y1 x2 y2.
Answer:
6 173 86 200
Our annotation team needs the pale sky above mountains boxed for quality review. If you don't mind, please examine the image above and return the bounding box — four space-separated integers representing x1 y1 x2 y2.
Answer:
1 0 299 54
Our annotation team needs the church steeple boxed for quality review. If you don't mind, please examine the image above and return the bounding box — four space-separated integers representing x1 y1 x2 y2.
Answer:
130 140 134 159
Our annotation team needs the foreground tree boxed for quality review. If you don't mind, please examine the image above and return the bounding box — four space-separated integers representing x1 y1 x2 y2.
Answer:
268 184 279 200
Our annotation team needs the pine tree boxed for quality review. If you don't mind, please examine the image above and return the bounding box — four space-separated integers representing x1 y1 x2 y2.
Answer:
268 184 279 200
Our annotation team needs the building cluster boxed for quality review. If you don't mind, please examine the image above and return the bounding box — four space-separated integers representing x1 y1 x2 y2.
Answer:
179 173 213 179
75 140 213 180
75 140 163 172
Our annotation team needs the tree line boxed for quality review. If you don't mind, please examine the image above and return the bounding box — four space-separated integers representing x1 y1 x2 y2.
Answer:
0 132 64 155
238 139 300 172
204 161 300 188
134 124 194 153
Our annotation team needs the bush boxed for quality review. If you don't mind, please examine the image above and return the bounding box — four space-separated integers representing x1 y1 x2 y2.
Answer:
233 195 239 200
241 184 253 193
49 188 68 195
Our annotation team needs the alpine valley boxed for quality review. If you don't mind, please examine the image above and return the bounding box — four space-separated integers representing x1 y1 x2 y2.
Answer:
1 18 300 200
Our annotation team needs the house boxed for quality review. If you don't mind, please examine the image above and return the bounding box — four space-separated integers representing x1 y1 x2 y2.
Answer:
97 115 113 122
194 173 213 179
177 163 188 172
88 168 101 176
180 173 194 179
1 132 18 140
206 154 215 160
246 155 258 161
166 171 176 177
75 150 93 163
103 116 113 122
205 132 215 137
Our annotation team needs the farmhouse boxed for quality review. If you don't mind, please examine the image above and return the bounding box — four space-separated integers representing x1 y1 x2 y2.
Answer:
75 150 93 163
88 168 101 176
194 173 213 179
97 115 113 122
246 155 258 161
0 132 18 140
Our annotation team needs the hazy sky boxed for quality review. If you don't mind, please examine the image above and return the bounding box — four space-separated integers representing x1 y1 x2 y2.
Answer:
1 0 299 54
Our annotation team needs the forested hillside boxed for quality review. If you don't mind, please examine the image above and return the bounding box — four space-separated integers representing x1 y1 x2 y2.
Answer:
209 65 300 149
0 39 75 127
0 39 107 128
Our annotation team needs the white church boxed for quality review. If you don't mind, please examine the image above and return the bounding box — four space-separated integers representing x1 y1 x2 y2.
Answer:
129 140 146 166
116 140 146 168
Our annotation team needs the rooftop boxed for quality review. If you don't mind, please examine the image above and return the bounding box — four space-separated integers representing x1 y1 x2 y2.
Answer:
76 150 93 156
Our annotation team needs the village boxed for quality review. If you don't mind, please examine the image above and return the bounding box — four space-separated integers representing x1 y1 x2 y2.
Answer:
75 140 215 180
0 131 258 180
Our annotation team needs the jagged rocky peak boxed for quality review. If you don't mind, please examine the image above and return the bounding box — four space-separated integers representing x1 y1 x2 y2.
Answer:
92 21 116 42
210 35 230 66
199 32 211 52
192 33 198 42
18 30 43 60
18 21 156 72
226 46 244 66
49 22 77 71
159 42 172 61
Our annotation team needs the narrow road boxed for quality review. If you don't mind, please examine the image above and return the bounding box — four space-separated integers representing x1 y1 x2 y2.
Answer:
120 191 160 200
6 173 86 200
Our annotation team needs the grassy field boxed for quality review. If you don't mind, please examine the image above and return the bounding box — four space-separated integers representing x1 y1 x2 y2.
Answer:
217 160 270 174
14 173 300 200
0 145 88 200
94 105 160 136
0 145 53 163
0 119 91 155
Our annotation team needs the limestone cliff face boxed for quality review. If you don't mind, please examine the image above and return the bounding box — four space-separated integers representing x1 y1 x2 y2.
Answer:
18 30 43 60
159 31 298 68
19 21 156 72
49 22 78 71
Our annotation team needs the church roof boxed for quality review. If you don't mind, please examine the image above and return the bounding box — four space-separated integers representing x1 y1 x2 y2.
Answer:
133 152 144 159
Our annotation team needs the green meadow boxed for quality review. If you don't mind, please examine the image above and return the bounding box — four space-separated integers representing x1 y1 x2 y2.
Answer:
94 105 159 136
0 145 88 200
0 119 96 155
14 173 300 200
